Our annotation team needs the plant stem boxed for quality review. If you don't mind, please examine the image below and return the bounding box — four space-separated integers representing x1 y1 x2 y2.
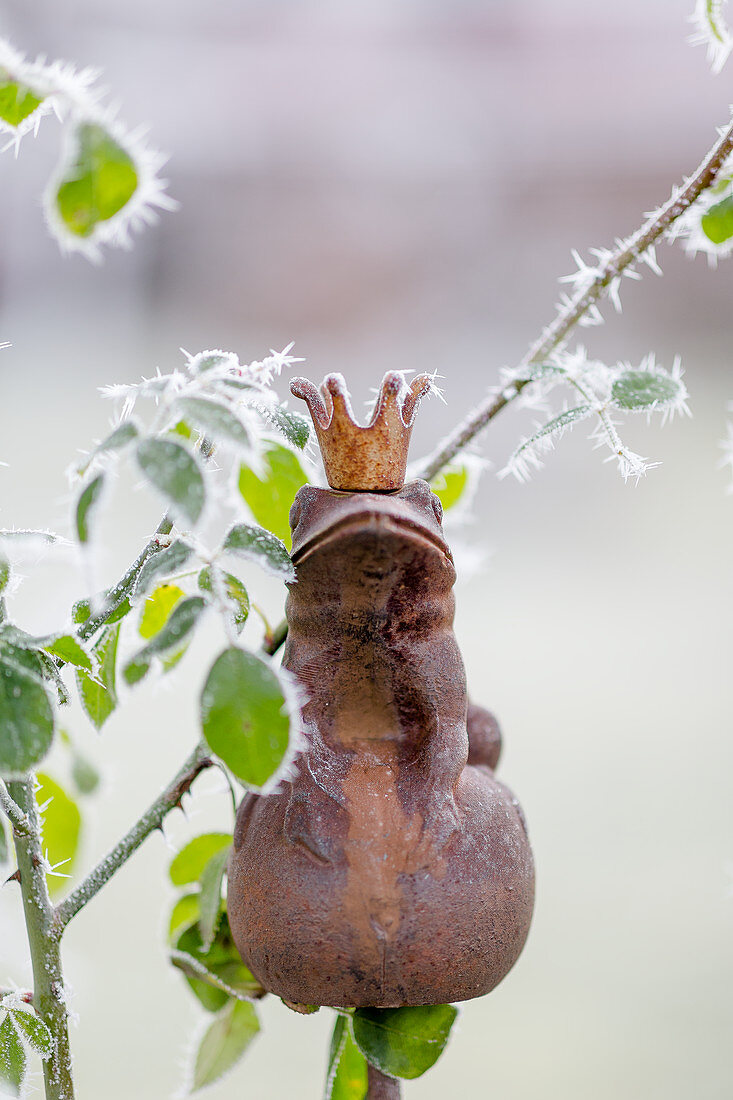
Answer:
418 114 733 481
55 742 212 931
76 515 174 643
7 777 75 1100
366 1065 401 1099
0 779 32 836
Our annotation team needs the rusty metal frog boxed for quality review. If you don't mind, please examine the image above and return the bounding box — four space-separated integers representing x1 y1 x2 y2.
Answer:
227 372 534 1008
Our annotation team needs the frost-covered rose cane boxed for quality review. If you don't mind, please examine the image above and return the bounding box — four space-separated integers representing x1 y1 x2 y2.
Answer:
227 373 534 1007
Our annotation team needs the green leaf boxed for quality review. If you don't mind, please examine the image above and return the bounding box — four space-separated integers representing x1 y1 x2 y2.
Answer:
175 397 252 451
0 1014 25 1097
75 474 105 544
352 1004 458 1080
76 420 140 477
136 439 205 526
701 194 733 244
138 584 185 639
135 539 194 599
192 1000 260 1091
198 567 249 634
71 751 100 796
0 654 55 776
253 404 311 450
76 622 120 731
123 596 205 685
0 818 8 865
431 466 469 512
0 554 9 596
55 123 138 239
0 70 43 128
43 635 93 672
222 523 295 582
35 774 81 895
174 915 263 1011
201 647 293 789
169 833 232 887
610 369 682 412
326 1016 368 1100
8 1008 52 1059
199 847 230 950
168 893 201 943
238 444 308 547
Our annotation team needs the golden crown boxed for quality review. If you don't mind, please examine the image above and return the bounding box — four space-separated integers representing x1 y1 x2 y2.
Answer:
290 372 432 491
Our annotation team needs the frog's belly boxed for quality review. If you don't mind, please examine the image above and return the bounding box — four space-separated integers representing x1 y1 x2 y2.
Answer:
227 762 534 1007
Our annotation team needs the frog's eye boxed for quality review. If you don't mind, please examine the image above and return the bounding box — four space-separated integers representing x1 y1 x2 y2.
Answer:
289 499 302 531
431 495 443 524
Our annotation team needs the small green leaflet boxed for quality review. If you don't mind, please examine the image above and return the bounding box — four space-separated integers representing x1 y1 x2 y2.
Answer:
0 818 8 864
75 473 105 544
0 69 43 128
55 123 138 239
238 444 308 547
192 1000 260 1091
138 584 185 639
169 893 201 942
73 593 131 627
0 652 55 776
610 369 682 411
352 1004 458 1080
222 523 295 582
136 439 205 526
701 194 733 244
508 404 593 470
326 1016 368 1100
43 634 93 672
123 596 205 684
252 403 310 450
198 567 249 634
175 397 252 452
70 751 100 795
8 1008 53 1059
76 420 139 477
0 1013 25 1097
431 466 469 512
135 539 194 599
200 648 293 789
199 847 230 950
76 622 120 731
35 773 81 897
169 833 232 886
0 554 9 595
174 915 264 1012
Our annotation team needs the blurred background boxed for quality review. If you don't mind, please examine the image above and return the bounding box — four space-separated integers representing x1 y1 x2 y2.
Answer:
1 0 732 1097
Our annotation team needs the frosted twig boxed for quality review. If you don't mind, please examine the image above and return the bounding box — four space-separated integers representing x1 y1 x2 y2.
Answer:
0 779 32 836
54 741 213 931
418 114 733 482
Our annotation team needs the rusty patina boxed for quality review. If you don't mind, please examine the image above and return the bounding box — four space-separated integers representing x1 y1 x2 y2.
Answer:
227 375 534 1008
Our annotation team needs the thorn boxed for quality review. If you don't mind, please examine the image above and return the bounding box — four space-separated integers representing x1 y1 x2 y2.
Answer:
4 869 21 886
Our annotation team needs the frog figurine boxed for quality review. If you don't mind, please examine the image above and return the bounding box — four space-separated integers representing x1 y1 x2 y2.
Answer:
227 372 534 1008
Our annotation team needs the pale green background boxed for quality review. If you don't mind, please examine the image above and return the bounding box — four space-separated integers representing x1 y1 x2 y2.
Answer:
0 1 731 1097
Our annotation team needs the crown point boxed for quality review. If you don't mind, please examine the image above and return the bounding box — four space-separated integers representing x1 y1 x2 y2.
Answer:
292 372 430 492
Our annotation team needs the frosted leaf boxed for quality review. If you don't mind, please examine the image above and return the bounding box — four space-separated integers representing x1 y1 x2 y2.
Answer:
73 419 139 480
0 553 9 596
134 539 194 599
35 773 81 896
501 404 594 482
199 847 230 950
222 523 295 582
8 1007 52 1059
43 634 93 672
138 583 185 639
191 1000 260 1091
0 1012 25 1097
175 396 253 453
76 622 120 730
351 1005 458 1080
198 567 249 635
610 356 690 421
249 403 311 450
326 1016 368 1100
690 0 732 73
200 647 301 791
75 473 105 544
136 439 205 526
123 596 205 685
168 893 201 942
0 651 55 776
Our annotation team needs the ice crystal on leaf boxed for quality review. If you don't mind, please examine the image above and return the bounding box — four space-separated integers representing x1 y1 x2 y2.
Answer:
690 0 733 74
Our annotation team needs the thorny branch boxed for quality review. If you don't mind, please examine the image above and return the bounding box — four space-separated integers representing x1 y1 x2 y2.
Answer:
418 114 733 482
0 778 32 836
54 741 213 931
